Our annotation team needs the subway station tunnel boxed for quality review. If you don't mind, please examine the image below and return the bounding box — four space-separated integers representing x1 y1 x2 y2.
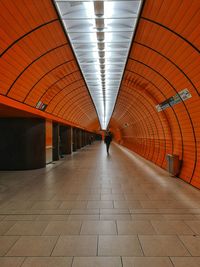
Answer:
0 0 200 266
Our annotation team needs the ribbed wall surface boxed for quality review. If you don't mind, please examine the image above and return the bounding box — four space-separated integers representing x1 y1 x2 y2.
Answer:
0 0 99 130
112 0 200 189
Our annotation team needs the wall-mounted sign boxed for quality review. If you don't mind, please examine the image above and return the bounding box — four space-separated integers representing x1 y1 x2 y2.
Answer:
36 101 47 111
124 123 129 128
156 89 192 112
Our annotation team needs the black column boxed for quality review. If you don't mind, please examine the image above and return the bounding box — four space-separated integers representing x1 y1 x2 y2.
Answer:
60 125 72 155
53 122 59 161
0 118 45 170
73 128 77 152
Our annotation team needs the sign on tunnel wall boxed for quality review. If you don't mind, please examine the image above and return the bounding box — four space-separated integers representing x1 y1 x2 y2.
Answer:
156 89 192 112
36 101 47 111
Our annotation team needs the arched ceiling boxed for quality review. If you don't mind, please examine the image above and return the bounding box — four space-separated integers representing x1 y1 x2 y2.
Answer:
112 0 200 188
0 0 99 130
0 0 200 189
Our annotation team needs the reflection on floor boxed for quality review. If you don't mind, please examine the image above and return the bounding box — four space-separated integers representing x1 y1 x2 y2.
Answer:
0 142 200 267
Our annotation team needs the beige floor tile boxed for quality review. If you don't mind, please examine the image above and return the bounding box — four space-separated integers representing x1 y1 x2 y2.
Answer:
43 221 82 235
0 221 17 235
31 201 61 210
1 142 200 264
6 236 58 256
0 215 5 220
53 194 78 201
101 189 112 194
68 214 99 221
39 209 70 215
130 208 160 214
163 214 197 220
77 194 101 200
114 201 142 209
125 194 149 200
112 189 123 194
0 257 24 267
147 193 175 200
4 215 37 221
117 221 156 234
100 214 132 221
81 221 117 235
132 214 165 220
100 208 130 214
170 257 200 267
158 209 195 214
179 235 200 256
122 257 173 267
0 236 19 256
70 209 99 215
87 201 113 209
0 201 34 210
60 201 87 209
101 194 125 200
36 214 68 221
140 201 170 209
151 220 194 234
5 221 48 235
21 257 73 267
167 201 191 209
72 257 122 267
52 235 97 256
139 235 190 256
98 235 143 256
0 210 40 215
184 221 200 234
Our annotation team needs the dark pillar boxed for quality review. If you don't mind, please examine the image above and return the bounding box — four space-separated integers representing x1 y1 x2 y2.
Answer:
86 132 90 145
73 128 77 151
76 129 81 149
46 119 53 164
66 126 72 154
53 122 59 161
60 125 72 155
0 118 45 170
82 131 86 147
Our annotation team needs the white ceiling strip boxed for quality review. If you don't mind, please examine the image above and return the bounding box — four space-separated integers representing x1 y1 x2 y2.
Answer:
54 0 142 129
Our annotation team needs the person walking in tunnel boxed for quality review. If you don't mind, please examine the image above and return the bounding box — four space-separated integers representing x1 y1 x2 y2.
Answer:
104 131 113 154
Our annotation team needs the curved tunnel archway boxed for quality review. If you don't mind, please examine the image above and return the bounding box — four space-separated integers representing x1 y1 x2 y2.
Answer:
111 0 200 189
0 0 200 188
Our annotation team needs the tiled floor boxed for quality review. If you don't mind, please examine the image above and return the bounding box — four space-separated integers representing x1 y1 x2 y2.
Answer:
0 142 200 266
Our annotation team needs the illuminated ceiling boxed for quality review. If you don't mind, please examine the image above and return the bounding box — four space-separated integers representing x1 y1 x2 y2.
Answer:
53 0 142 129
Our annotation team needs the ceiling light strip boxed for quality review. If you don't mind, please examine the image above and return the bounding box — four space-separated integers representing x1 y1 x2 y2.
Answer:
54 0 142 129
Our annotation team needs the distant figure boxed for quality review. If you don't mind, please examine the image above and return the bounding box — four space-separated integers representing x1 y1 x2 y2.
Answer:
104 131 113 154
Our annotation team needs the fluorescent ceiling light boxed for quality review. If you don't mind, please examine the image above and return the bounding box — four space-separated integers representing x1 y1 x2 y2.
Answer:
54 0 142 130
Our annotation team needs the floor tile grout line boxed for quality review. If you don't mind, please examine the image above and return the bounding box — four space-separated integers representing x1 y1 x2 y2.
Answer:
120 256 124 267
137 234 145 256
4 235 21 256
49 235 60 256
71 256 74 267
79 221 83 235
169 256 176 267
19 257 27 267
115 220 118 235
176 234 193 256
183 220 197 235
96 235 99 256
149 219 158 234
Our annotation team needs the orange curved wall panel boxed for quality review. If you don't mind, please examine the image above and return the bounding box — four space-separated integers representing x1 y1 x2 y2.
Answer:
0 0 99 131
112 0 200 189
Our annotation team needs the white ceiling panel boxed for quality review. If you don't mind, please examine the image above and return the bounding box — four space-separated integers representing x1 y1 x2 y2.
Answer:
54 0 142 129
